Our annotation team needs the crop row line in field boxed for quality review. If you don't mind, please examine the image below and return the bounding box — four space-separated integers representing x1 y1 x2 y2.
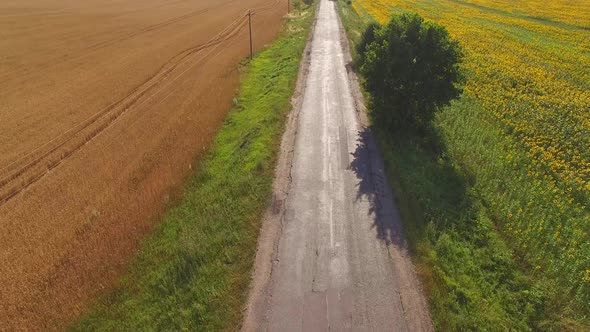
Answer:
0 0 246 83
0 0 285 206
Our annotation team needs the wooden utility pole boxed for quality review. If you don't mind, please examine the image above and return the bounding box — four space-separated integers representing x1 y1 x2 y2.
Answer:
248 10 253 60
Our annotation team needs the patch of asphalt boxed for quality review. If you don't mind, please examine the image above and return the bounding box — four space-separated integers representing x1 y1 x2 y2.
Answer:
241 6 319 331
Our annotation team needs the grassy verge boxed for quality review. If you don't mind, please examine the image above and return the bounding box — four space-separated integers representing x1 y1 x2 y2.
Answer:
337 1 588 331
70 4 315 331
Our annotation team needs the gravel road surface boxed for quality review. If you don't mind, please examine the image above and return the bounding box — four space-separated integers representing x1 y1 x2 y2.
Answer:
244 0 433 330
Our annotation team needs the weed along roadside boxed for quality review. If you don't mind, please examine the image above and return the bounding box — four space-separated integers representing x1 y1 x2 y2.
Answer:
337 0 589 331
70 3 316 330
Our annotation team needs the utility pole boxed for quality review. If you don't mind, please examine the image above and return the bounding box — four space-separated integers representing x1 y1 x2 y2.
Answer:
248 10 253 60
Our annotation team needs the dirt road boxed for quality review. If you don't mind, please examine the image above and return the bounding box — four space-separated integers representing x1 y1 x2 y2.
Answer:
244 0 433 330
0 0 284 329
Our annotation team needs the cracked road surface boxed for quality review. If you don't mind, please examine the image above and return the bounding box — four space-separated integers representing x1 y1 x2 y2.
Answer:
245 0 433 330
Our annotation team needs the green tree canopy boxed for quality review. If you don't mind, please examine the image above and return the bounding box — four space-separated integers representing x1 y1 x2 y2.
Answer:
358 13 464 131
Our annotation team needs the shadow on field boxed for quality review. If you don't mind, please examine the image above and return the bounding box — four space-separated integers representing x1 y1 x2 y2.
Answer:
348 123 472 249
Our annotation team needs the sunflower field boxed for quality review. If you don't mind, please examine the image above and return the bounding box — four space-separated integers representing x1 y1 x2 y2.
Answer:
343 0 589 329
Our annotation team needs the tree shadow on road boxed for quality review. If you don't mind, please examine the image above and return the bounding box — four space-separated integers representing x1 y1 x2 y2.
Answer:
348 125 471 252
348 128 407 248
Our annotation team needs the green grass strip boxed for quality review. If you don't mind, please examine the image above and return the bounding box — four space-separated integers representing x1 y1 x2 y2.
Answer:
71 5 315 331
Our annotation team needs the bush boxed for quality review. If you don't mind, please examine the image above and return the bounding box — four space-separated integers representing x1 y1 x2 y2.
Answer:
358 13 463 131
356 21 380 65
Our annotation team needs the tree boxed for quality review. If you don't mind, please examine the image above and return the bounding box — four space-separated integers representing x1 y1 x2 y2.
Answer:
358 13 463 132
356 21 380 65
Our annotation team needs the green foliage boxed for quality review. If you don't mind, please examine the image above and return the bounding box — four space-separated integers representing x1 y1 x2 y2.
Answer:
358 13 463 131
355 21 379 65
70 5 315 331
375 96 542 331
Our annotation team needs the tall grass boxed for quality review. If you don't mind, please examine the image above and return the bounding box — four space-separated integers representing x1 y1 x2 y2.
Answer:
337 1 589 330
70 4 315 331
